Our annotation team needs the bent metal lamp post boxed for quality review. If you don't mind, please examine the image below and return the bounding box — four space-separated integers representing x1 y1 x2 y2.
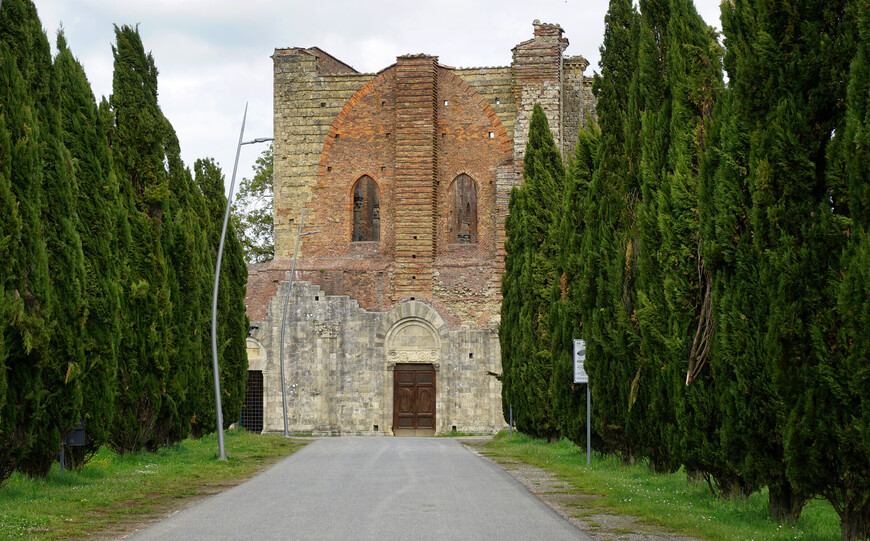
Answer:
211 102 272 460
279 208 320 438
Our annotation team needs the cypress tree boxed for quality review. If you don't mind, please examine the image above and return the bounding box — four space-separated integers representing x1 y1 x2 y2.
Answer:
0 0 57 480
500 181 524 428
108 24 172 452
196 157 248 433
18 23 89 477
706 0 856 525
580 0 641 460
790 0 870 536
661 0 728 488
0 13 30 486
631 0 677 472
840 0 870 476
632 0 727 478
549 121 600 446
150 120 198 446
0 62 16 482
500 103 564 440
53 32 123 468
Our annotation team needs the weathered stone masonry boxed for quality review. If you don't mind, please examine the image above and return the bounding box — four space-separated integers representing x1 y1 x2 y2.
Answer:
245 21 594 435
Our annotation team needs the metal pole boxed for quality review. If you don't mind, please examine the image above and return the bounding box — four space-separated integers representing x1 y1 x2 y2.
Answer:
210 104 249 460
586 384 591 466
212 104 274 459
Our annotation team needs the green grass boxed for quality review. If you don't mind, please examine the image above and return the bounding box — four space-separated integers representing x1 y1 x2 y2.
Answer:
0 429 306 540
482 431 840 541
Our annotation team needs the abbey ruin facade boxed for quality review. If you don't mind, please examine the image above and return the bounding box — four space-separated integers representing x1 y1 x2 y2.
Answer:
243 21 595 435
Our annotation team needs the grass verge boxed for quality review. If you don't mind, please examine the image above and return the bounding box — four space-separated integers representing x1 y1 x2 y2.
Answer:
0 429 306 540
482 431 839 541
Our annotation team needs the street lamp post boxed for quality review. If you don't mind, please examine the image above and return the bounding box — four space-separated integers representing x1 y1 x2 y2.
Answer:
278 208 320 438
211 103 272 460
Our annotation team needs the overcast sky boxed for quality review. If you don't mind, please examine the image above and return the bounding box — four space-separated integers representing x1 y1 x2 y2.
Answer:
33 0 723 191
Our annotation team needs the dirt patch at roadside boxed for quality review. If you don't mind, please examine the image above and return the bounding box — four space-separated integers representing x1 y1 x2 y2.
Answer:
459 437 705 541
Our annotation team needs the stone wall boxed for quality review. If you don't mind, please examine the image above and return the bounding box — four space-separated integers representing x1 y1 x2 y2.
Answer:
251 282 504 435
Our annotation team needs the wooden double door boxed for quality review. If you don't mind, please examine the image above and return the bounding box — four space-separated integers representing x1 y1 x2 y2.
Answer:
393 364 436 436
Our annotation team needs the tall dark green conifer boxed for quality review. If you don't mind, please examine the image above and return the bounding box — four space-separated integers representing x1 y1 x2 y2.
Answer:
791 0 870 536
0 9 30 486
705 0 857 526
632 0 726 479
0 0 58 480
108 24 172 453
18 22 89 477
196 158 248 432
581 0 641 460
631 0 677 472
149 119 199 447
549 121 599 446
53 32 123 467
500 103 564 440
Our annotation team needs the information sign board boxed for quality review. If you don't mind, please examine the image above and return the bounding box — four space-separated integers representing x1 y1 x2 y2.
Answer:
573 338 588 384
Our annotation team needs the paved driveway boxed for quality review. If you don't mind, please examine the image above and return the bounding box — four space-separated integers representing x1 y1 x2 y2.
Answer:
130 437 590 540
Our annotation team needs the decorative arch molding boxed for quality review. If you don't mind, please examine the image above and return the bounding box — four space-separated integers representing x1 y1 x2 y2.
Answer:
246 337 267 371
375 300 448 355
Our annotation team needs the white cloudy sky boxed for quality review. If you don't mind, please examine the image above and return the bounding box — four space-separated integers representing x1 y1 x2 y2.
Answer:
33 0 723 189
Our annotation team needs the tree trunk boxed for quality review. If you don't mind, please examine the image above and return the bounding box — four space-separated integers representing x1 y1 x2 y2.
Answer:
686 469 704 483
768 481 805 524
840 497 870 541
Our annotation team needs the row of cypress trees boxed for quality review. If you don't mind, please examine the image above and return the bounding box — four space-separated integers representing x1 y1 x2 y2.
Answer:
0 0 249 483
501 0 869 538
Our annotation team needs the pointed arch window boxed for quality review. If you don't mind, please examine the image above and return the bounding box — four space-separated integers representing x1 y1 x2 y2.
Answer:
352 175 380 242
449 174 478 244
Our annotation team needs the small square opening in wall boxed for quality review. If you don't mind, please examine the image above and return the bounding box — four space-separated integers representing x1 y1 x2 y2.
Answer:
412 276 416 280
334 133 340 139
327 166 332 172
469 352 474 359
495 97 500 105
413 235 417 240
386 132 391 138
373 424 379 431
320 102 326 107
489 131 494 138
381 166 386 172
412 254 416 259
452 425 457 433
381 100 386 106
315 296 319 301
410 297 415 300
443 100 448 106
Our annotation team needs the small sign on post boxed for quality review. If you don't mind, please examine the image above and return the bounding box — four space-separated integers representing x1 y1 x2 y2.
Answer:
573 338 591 466
573 339 588 384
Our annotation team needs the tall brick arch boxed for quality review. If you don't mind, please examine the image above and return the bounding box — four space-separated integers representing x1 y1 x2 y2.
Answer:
307 63 512 267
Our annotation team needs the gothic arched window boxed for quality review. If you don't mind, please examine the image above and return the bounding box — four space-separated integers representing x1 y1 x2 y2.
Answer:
449 174 478 244
352 175 380 242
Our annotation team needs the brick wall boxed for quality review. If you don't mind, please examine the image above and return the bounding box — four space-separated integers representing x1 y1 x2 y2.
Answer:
511 20 569 165
258 21 595 330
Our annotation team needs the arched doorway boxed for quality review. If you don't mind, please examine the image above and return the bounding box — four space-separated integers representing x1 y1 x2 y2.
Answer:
384 316 440 436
